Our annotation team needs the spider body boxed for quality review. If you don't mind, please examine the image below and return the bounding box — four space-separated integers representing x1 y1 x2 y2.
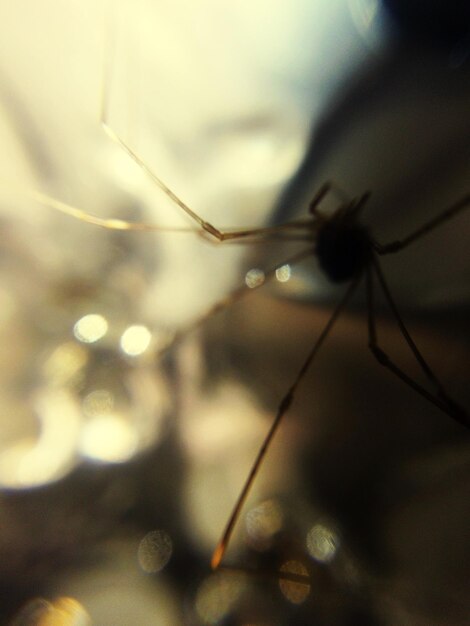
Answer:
315 210 371 283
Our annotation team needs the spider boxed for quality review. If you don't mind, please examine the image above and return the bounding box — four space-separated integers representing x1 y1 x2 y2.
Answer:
30 123 470 575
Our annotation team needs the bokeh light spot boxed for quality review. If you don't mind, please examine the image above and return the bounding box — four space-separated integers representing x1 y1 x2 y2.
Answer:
120 324 152 356
245 499 283 549
279 560 310 604
82 389 114 417
306 523 339 563
275 264 291 282
73 314 108 343
138 529 173 573
245 268 265 289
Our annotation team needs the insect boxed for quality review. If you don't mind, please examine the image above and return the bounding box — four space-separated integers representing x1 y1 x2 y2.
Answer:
4 5 470 623
32 120 470 566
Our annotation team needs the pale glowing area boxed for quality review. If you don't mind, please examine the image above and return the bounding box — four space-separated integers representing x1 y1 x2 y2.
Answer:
245 499 283 549
306 523 339 563
245 268 265 289
80 368 171 462
120 324 152 356
213 120 305 188
275 264 291 283
137 530 173 573
195 572 246 625
73 314 108 344
279 560 310 605
180 382 266 461
349 0 381 39
40 556 181 626
42 342 89 388
12 596 91 626
0 390 80 488
106 145 149 193
180 382 270 550
80 413 138 463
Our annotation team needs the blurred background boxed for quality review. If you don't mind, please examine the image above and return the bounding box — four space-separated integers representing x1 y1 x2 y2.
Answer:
0 1 468 624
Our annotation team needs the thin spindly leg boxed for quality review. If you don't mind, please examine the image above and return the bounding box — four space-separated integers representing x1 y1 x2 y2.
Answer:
211 275 361 571
25 188 318 241
308 180 357 216
366 262 468 427
99 122 323 242
309 183 370 223
308 182 333 216
98 33 320 242
374 194 470 254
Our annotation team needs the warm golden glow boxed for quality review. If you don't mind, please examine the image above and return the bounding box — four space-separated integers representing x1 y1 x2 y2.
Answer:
38 597 91 626
245 268 265 289
13 596 91 626
120 324 152 356
279 560 310 604
138 529 173 573
306 523 339 563
73 314 108 344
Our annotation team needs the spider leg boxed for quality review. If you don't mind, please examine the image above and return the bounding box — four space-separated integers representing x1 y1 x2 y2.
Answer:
211 274 361 570
374 194 470 254
99 123 321 243
99 22 318 243
366 259 468 428
308 181 354 217
308 182 333 216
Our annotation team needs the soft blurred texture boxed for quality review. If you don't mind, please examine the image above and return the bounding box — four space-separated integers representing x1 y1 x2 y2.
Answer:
0 1 468 625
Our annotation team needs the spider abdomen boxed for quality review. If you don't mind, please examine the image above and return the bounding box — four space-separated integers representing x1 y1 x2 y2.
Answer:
315 219 371 283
